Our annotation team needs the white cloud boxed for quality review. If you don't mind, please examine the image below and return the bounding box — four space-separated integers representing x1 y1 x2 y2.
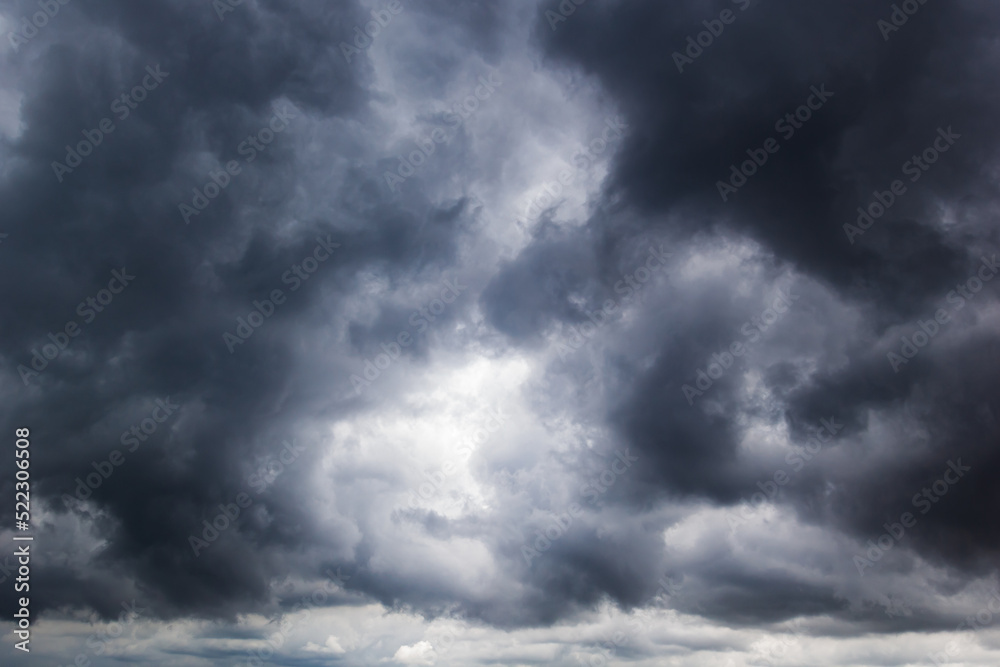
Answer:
392 640 436 665
304 635 347 654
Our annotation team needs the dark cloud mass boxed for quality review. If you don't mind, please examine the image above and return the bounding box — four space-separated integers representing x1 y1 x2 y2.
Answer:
0 0 999 665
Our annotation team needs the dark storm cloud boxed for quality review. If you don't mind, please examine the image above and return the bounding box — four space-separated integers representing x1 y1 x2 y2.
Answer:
0 0 482 623
467 0 1000 629
531 0 998 312
1 0 999 661
481 221 599 341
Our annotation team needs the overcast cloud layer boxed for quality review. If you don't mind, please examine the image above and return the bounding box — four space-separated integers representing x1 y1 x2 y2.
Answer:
1 0 999 665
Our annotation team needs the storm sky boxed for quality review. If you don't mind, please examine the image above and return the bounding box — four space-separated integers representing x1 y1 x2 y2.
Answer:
1 0 999 665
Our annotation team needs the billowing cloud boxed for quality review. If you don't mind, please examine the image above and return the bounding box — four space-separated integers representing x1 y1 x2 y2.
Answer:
1 0 999 665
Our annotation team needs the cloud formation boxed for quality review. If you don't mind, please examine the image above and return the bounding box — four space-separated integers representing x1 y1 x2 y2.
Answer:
1 0 999 665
